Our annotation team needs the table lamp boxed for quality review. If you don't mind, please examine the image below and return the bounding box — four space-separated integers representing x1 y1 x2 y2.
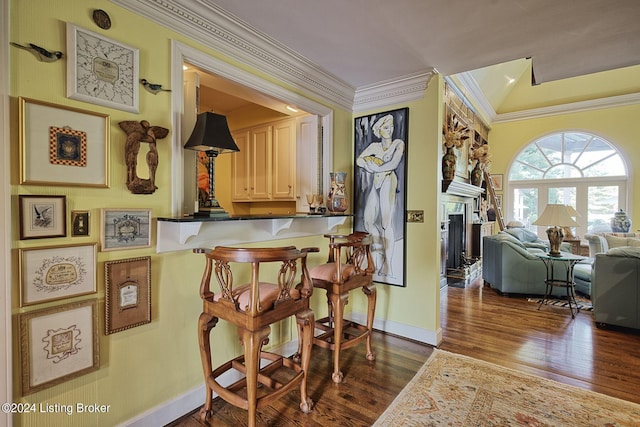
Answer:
184 112 239 216
533 204 579 256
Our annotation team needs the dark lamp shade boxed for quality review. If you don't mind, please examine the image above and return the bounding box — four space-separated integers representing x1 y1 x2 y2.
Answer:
184 112 239 154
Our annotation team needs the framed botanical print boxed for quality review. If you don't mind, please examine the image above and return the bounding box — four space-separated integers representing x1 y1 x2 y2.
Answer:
19 243 97 307
18 195 66 240
66 23 139 113
101 208 152 251
354 107 408 287
105 256 152 334
20 299 99 395
19 97 110 187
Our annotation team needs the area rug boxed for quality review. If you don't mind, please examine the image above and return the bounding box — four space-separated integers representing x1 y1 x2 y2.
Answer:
527 297 593 311
373 349 640 426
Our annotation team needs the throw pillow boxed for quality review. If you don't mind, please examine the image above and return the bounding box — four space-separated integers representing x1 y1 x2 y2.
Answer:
607 247 640 258
628 238 640 248
604 234 629 249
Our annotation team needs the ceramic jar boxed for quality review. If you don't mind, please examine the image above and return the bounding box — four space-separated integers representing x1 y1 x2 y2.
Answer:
470 162 483 187
442 147 456 180
611 209 631 232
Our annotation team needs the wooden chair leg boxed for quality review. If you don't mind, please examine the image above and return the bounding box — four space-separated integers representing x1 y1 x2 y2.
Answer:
295 309 315 413
330 292 348 383
197 312 218 424
239 325 270 427
363 284 376 361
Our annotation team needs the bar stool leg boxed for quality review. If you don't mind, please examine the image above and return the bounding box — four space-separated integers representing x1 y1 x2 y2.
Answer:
240 326 270 427
197 313 218 424
296 309 315 413
363 284 377 361
330 292 348 383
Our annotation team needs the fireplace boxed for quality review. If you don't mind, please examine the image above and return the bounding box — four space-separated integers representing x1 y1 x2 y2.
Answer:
441 181 485 286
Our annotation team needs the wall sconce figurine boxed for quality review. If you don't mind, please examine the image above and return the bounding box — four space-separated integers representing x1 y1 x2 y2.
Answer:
119 120 169 194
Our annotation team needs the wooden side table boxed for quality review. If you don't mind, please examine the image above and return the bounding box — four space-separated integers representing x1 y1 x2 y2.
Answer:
563 238 582 255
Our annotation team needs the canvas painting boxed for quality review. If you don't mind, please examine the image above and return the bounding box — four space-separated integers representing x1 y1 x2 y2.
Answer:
354 108 408 287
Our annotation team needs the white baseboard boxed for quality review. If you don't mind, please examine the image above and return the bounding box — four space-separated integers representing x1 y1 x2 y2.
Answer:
117 315 438 426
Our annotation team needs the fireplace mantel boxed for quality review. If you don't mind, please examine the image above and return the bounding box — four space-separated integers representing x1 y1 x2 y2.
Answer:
442 179 485 198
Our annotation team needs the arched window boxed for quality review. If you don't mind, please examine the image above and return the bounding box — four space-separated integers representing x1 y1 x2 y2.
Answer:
507 131 628 236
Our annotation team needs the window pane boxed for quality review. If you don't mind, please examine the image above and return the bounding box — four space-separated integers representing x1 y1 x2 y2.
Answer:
587 186 619 233
511 188 538 230
546 164 582 179
548 187 576 206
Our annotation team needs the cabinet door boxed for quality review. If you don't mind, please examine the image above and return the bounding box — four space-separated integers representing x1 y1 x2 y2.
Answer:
231 130 250 201
272 119 296 200
250 125 272 200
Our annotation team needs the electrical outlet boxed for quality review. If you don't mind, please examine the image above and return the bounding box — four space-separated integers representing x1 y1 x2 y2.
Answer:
407 210 424 223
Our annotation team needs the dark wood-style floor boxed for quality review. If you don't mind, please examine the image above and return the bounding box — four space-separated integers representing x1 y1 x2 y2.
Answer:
168 280 640 426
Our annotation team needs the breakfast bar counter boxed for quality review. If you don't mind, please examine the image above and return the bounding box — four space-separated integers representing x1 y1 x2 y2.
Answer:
156 213 351 253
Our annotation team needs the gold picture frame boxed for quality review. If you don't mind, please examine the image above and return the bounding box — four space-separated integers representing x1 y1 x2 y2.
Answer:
19 243 97 307
19 97 110 187
105 256 151 334
18 195 67 240
20 299 99 395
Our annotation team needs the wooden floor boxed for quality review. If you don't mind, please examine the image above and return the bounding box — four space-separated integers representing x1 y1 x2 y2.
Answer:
168 280 640 426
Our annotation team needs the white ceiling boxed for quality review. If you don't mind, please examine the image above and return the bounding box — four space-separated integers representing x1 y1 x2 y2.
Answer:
208 0 640 87
114 0 640 117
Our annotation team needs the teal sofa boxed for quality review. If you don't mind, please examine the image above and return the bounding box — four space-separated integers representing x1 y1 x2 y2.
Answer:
592 247 640 330
482 230 578 296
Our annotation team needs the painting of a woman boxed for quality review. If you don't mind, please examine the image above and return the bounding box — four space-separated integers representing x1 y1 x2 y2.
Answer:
354 108 408 286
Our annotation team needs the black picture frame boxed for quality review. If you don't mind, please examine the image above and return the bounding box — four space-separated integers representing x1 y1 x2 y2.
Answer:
354 108 408 287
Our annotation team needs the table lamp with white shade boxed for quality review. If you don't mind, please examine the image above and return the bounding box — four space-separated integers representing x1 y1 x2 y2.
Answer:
532 204 579 256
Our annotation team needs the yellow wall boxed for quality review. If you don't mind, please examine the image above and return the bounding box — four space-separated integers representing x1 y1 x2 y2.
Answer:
9 1 443 425
488 104 640 228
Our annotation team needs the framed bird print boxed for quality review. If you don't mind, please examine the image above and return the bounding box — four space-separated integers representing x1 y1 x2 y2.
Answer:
18 195 67 240
19 97 110 187
66 23 139 113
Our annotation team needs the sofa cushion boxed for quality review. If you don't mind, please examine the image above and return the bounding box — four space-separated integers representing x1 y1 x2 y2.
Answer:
604 234 630 249
628 238 640 248
505 228 540 243
495 232 526 247
573 263 592 282
607 247 640 258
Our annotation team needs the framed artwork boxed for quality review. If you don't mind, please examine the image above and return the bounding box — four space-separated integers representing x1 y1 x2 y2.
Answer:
101 208 152 251
19 243 97 307
66 23 139 113
491 174 504 191
354 108 408 287
18 195 67 240
105 256 151 334
19 97 110 187
495 194 503 211
71 210 90 237
19 299 99 395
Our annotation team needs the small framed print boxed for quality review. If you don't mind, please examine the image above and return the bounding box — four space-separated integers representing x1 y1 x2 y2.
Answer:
19 243 97 307
491 174 504 191
66 23 139 113
18 195 66 240
105 256 151 334
71 210 90 237
20 299 99 395
101 208 152 251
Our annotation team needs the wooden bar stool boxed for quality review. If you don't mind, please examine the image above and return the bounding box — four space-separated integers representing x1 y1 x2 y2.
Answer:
309 232 376 383
194 245 318 427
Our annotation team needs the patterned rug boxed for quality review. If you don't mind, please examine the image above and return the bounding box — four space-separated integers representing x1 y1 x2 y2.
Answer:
527 297 593 311
373 350 640 426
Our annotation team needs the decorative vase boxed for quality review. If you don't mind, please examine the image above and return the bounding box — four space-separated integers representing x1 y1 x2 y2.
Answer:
470 162 483 187
327 172 348 213
442 146 457 180
611 209 631 232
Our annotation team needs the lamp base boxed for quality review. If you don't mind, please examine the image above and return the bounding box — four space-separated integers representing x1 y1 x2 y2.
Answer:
546 226 564 257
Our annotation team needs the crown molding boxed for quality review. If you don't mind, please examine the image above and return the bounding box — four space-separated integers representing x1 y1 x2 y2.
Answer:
353 70 436 113
452 72 497 125
111 0 355 110
493 92 640 123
